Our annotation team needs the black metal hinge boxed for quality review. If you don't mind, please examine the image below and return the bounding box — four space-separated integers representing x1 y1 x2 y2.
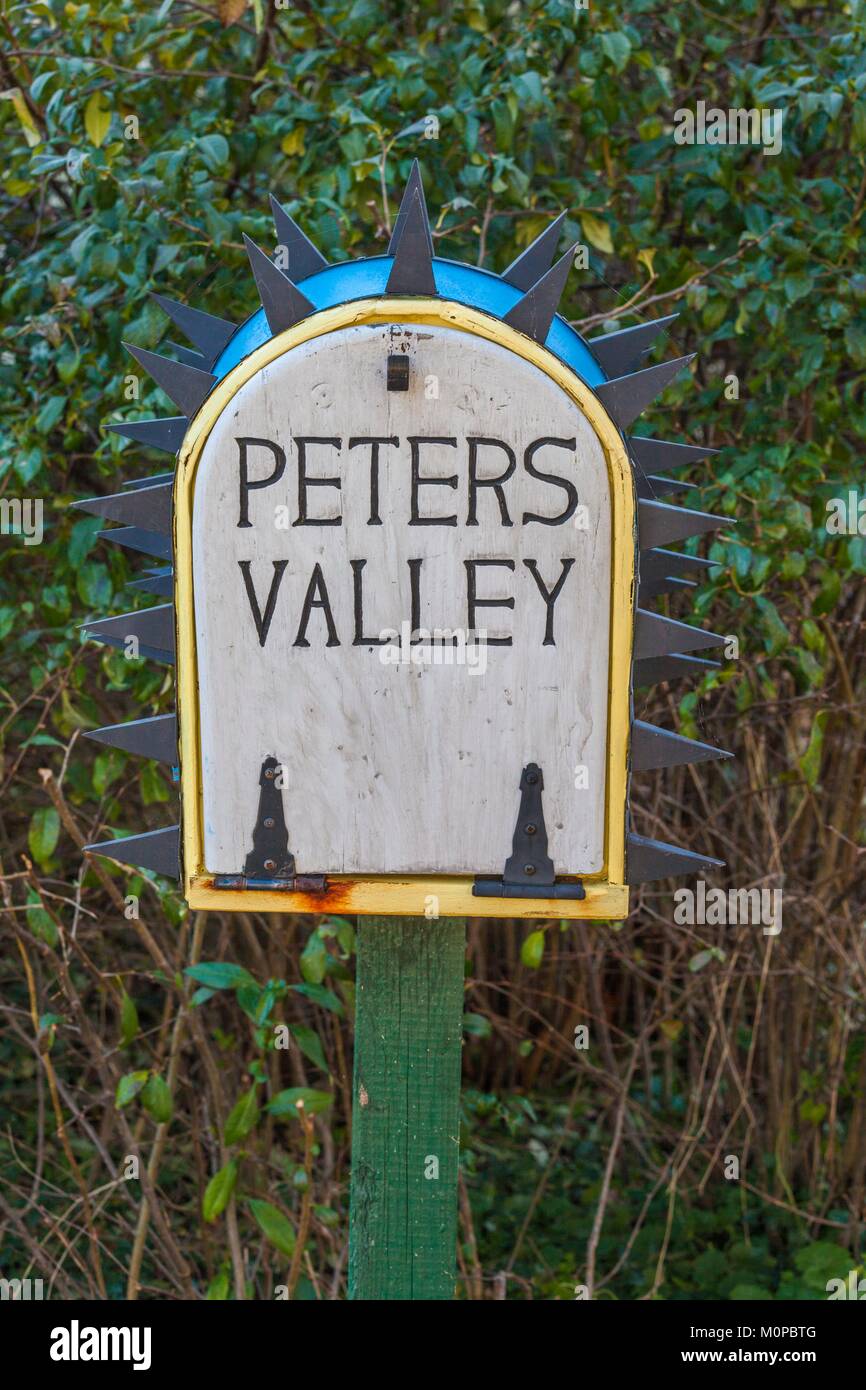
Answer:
213 756 328 893
473 762 586 900
244 754 295 877
213 873 329 893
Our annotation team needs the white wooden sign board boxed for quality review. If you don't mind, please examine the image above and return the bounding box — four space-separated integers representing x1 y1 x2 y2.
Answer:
189 323 612 878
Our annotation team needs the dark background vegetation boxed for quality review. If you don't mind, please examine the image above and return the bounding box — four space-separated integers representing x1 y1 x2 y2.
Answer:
1 0 864 1300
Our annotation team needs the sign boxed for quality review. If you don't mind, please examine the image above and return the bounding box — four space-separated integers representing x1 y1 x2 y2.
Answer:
77 164 732 919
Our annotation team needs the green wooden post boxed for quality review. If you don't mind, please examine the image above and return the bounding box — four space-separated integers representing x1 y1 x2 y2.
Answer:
348 915 466 1300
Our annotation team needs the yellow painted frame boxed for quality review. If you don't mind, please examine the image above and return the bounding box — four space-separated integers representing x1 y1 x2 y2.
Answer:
175 298 635 919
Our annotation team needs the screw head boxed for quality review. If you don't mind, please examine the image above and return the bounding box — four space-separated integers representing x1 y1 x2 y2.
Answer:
525 822 537 835
263 858 276 872
264 817 275 829
526 772 538 785
264 768 275 780
524 864 536 876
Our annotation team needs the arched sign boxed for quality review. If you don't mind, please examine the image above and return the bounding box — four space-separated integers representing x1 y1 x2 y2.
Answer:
78 164 731 918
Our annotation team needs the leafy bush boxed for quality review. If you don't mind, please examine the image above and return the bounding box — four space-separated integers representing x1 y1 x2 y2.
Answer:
1 0 863 1299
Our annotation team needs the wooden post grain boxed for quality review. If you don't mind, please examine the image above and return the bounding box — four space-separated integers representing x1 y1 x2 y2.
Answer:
348 915 466 1300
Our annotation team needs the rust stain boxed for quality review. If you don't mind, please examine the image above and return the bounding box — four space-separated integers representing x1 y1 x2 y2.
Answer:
199 876 361 915
292 878 360 914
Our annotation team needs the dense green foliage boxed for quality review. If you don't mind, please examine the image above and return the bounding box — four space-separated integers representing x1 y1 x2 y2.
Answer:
1 0 864 1299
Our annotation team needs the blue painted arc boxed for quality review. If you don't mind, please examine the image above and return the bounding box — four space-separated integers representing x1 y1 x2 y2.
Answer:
211 255 606 386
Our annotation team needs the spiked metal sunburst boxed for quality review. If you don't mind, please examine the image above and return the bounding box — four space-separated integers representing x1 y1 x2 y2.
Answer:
74 160 731 908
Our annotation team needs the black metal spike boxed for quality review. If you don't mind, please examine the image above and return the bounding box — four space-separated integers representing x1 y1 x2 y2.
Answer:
638 499 728 551
503 245 576 343
168 341 207 369
639 573 696 604
85 714 177 765
84 826 180 879
151 293 237 362
642 549 717 581
269 194 328 280
109 417 188 454
502 212 567 291
122 472 174 491
387 159 434 258
588 314 679 378
596 355 694 430
123 343 216 418
80 604 175 664
639 551 709 599
631 720 732 772
628 436 718 475
629 445 657 501
385 189 436 295
243 233 315 335
128 569 173 598
633 652 720 687
97 527 171 562
634 608 725 659
627 832 724 884
73 482 171 534
646 474 698 498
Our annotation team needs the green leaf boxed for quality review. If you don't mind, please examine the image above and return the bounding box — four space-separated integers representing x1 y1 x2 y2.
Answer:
463 1012 492 1038
783 270 812 303
247 1198 296 1258
203 1159 238 1223
92 747 124 797
224 1086 260 1144
26 891 58 948
237 981 280 1024
76 562 112 610
511 70 544 105
206 1268 230 1300
755 595 790 657
36 396 65 434
28 806 59 867
793 1241 853 1292
120 991 139 1047
289 982 344 1015
600 31 632 72
268 1087 333 1118
84 92 111 147
289 1024 329 1073
798 1098 827 1125
580 212 613 254
140 762 170 805
141 1073 173 1124
299 931 327 984
196 133 229 169
185 962 258 991
115 1070 149 1108
813 569 841 615
521 929 545 969
799 710 829 789
68 516 103 567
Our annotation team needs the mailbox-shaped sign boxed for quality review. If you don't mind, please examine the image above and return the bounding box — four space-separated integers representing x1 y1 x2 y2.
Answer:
78 165 731 919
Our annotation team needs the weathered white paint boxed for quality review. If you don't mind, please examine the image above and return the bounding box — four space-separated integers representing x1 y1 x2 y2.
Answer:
191 323 613 875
